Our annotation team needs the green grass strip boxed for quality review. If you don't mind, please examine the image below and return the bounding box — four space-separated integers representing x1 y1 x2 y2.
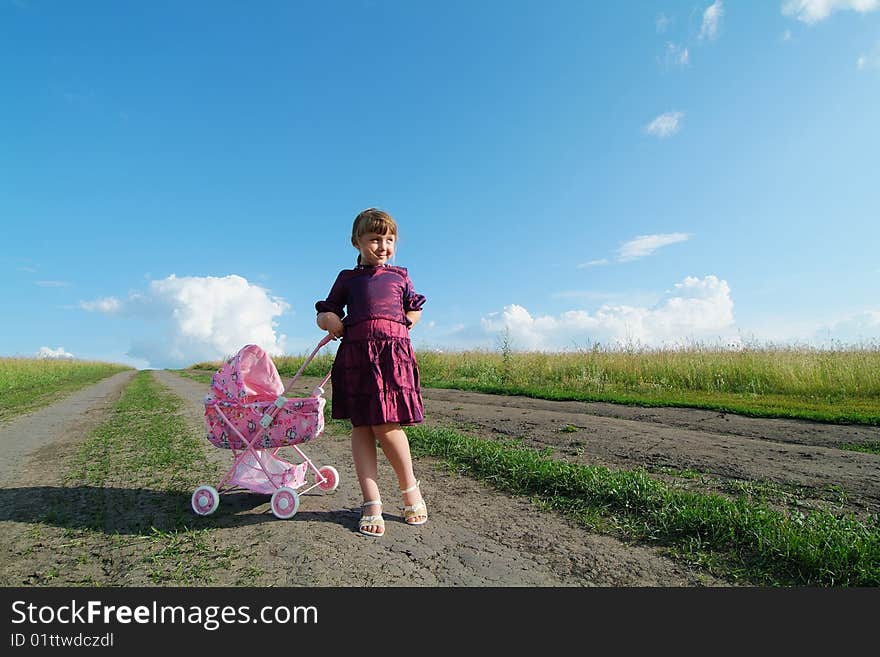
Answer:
407 425 880 586
68 371 207 489
838 441 880 456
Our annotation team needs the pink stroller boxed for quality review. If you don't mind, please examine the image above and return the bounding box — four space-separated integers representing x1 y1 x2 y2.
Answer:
192 336 339 519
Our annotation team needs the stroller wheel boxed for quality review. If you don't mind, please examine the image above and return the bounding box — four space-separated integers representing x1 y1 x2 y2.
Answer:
316 466 340 492
270 487 300 519
192 485 219 516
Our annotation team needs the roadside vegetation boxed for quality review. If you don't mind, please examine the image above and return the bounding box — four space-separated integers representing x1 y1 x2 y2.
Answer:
414 339 880 425
0 357 131 422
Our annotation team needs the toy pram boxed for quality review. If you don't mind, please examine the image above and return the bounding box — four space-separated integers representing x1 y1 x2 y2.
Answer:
192 335 339 519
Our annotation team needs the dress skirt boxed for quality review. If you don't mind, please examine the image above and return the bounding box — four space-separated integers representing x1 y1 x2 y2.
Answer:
330 318 425 427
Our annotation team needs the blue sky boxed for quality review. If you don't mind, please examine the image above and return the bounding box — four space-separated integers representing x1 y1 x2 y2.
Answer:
2 0 879 369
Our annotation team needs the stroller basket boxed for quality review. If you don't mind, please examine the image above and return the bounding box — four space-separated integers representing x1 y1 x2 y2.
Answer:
192 335 340 519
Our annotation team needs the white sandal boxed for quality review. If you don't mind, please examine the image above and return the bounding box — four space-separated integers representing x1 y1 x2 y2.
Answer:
401 480 428 526
358 499 385 537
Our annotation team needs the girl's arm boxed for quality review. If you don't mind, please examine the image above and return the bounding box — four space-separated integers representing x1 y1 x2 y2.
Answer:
317 311 344 338
402 271 425 330
316 272 347 339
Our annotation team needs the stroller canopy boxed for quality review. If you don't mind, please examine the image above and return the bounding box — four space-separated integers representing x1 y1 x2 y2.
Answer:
211 344 284 403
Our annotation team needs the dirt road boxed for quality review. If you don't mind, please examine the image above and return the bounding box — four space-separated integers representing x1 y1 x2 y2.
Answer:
0 371 136 488
2 370 878 586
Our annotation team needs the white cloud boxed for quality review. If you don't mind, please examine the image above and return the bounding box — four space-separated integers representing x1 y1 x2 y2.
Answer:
81 274 289 368
782 0 879 23
37 346 75 359
80 297 122 313
699 1 724 40
677 46 690 66
783 29 794 40
480 275 737 350
577 259 610 268
661 42 690 69
617 233 691 262
644 111 684 138
36 280 71 287
656 13 672 33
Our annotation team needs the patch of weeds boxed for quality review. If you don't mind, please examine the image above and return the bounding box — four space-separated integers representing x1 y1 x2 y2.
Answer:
325 418 351 434
722 478 853 517
321 400 351 435
173 370 213 385
559 424 580 433
236 565 267 584
40 566 61 583
820 484 850 505
565 440 588 458
838 441 880 456
143 527 239 585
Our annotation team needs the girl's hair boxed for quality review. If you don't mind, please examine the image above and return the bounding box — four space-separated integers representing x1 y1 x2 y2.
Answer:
351 208 398 265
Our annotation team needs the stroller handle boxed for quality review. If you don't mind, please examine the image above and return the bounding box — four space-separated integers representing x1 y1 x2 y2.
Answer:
280 334 334 397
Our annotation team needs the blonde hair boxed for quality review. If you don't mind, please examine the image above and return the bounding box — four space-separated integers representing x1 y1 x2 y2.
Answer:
351 208 398 265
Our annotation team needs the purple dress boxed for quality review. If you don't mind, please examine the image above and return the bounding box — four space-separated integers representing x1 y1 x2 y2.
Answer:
315 264 426 427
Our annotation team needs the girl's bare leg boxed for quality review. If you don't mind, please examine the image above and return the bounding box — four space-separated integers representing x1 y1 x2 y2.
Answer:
372 423 427 523
351 425 383 535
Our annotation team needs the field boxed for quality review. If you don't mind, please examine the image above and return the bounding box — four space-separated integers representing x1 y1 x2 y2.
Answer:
1 347 878 586
0 357 131 422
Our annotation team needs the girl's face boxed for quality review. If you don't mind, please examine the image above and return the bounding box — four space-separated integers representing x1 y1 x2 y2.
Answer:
355 231 395 266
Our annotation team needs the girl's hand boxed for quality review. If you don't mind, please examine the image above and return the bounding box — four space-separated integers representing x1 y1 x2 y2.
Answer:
317 312 345 339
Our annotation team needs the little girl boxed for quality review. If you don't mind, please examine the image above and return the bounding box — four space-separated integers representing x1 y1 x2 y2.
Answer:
315 208 428 537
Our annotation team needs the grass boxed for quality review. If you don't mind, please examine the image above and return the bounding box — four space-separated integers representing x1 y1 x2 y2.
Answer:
838 441 880 456
174 369 213 383
413 342 880 425
0 357 132 422
406 424 880 586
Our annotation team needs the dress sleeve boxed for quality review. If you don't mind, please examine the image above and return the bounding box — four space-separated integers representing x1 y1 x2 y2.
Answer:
402 272 426 313
315 272 347 319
